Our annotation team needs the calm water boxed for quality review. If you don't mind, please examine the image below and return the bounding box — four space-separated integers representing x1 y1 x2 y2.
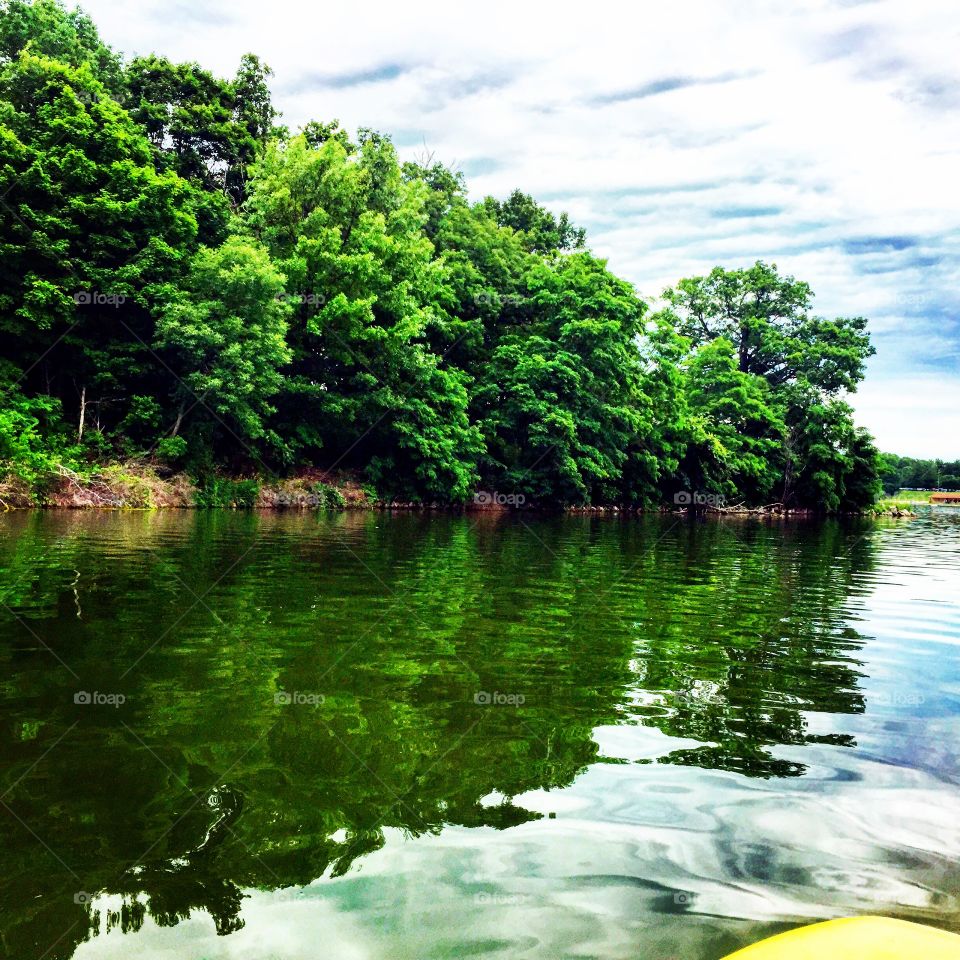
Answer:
1 509 959 959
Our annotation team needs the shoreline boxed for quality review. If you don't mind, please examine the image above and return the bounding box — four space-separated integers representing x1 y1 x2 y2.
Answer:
0 464 916 518
0 501 915 520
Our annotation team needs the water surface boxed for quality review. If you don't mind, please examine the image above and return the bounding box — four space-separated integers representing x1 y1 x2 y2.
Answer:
1 510 959 959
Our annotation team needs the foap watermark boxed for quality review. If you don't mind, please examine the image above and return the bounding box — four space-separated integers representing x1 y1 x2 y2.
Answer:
474 690 526 706
874 690 925 708
674 490 726 508
473 292 526 309
73 891 94 905
74 691 126 708
893 292 928 309
73 291 126 307
275 292 328 307
273 491 324 508
474 490 526 507
474 892 530 906
274 690 325 706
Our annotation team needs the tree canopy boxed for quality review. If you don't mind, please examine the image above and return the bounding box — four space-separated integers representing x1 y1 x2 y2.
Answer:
0 0 886 511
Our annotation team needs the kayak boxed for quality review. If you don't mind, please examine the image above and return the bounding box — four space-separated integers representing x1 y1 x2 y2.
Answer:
721 916 960 959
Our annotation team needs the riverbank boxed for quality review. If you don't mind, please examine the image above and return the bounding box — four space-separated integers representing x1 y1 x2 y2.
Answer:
0 462 915 517
0 463 371 511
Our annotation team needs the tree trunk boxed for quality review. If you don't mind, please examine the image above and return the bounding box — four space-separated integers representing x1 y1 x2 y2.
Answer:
739 323 750 372
77 385 86 441
170 401 186 437
781 428 796 506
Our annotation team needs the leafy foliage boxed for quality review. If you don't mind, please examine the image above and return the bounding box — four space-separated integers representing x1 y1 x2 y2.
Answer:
681 338 785 503
653 262 881 510
244 132 483 500
663 260 874 393
155 236 292 450
879 453 960 493
0 369 76 489
0 0 886 511
123 51 280 211
0 0 122 90
193 476 260 507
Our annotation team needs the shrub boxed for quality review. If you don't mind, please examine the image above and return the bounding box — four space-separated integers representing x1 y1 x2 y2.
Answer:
156 436 188 463
312 482 346 509
0 387 77 494
194 477 261 508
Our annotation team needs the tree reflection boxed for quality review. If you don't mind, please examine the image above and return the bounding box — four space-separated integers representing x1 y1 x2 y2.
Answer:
0 512 875 957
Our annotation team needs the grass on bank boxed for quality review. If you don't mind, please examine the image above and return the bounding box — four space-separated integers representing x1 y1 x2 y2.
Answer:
877 489 960 509
870 489 960 513
892 489 937 502
0 460 366 510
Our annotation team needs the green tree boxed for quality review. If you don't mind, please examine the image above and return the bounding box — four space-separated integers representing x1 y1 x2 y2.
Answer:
123 51 280 213
0 0 122 91
479 189 586 254
681 338 785 503
623 317 692 505
658 263 881 510
0 51 200 445
0 363 77 490
426 190 531 373
408 166 656 505
475 253 647 504
401 158 467 241
0 1 894 512
901 458 938 489
154 236 292 453
784 394 880 511
228 53 281 203
877 452 904 495
664 261 873 393
243 133 482 500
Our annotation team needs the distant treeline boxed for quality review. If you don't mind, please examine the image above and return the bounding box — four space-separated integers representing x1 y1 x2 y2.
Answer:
879 455 960 493
1 0 885 509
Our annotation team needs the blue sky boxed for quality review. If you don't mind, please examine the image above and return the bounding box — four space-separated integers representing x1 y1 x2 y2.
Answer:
84 0 960 457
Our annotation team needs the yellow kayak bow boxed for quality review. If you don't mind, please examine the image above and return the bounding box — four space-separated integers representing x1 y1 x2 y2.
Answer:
721 916 960 959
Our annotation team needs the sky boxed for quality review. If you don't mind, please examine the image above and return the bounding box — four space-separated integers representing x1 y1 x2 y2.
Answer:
80 0 960 458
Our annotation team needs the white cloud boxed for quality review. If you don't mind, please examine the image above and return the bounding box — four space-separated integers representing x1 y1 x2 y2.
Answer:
851 374 960 459
81 0 960 457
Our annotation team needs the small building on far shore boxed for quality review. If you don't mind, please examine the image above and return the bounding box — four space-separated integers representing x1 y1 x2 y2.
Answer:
930 492 960 504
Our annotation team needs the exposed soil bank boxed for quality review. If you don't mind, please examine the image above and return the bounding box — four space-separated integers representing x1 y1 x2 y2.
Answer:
0 464 369 510
0 463 914 517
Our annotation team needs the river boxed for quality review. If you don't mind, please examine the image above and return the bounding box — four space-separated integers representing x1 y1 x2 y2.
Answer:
1 509 958 958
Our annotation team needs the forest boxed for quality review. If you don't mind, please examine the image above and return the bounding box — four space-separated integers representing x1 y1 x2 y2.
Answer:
1 0 886 510
879 454 960 493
